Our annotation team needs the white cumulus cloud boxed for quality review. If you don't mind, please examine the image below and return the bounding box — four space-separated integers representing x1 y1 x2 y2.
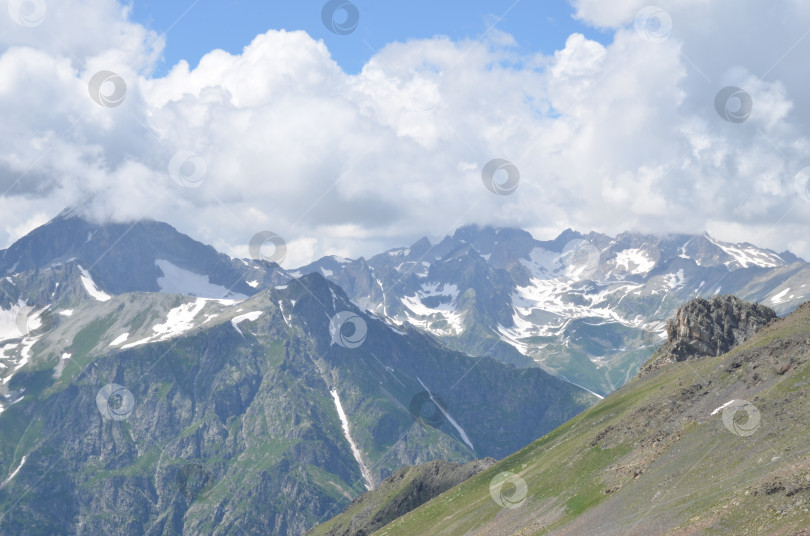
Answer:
0 0 809 265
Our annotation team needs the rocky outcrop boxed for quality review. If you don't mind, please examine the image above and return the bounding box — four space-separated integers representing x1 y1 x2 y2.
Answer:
639 295 776 376
309 458 497 536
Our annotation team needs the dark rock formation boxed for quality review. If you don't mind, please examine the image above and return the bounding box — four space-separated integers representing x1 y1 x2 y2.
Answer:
639 295 777 376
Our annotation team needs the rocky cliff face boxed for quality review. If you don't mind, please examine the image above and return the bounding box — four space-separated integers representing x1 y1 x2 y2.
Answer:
639 295 776 376
0 266 596 536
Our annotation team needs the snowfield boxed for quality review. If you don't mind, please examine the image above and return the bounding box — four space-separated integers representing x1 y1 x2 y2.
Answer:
611 248 657 275
401 282 465 336
155 259 247 300
79 267 111 301
231 311 263 336
122 298 210 349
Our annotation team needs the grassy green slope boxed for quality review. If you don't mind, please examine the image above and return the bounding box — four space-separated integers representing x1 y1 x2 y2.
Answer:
376 303 810 536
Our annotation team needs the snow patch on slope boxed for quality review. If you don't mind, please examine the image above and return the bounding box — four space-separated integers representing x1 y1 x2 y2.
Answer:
231 311 263 336
558 375 604 399
155 259 247 300
710 400 737 415
122 298 208 349
505 278 645 340
78 267 111 301
417 377 475 451
705 235 784 269
612 249 656 275
110 333 129 346
520 247 562 278
330 389 374 490
663 269 685 291
0 306 24 343
0 456 25 489
401 282 465 336
770 288 791 304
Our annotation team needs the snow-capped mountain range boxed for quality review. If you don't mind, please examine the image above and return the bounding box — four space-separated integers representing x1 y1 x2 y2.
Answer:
1 211 807 397
297 226 809 394
0 212 596 534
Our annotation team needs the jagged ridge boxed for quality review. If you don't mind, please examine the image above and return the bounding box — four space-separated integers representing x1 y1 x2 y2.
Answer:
639 294 777 376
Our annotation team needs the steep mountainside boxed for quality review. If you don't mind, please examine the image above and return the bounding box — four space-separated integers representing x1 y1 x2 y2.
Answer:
0 257 595 535
297 225 810 395
2 213 808 535
370 298 810 535
308 457 497 536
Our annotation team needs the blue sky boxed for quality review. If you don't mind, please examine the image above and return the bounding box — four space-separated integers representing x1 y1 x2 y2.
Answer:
130 0 609 75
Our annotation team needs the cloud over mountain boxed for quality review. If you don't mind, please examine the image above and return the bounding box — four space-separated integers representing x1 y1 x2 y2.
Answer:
1 0 809 266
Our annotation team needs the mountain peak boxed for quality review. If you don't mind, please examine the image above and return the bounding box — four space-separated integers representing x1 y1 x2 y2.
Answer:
452 225 534 245
0 211 265 298
408 236 432 256
54 206 80 221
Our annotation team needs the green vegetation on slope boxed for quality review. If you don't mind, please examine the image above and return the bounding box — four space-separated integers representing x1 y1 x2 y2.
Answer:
376 302 810 535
